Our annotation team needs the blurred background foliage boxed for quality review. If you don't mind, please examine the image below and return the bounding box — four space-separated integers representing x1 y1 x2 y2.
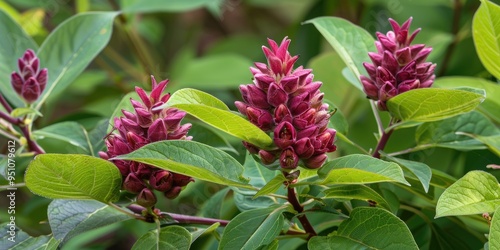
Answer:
0 0 499 249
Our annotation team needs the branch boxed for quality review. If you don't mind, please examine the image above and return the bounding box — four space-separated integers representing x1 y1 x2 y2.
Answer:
287 186 317 239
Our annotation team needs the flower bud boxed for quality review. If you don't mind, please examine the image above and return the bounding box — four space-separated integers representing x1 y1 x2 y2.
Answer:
279 147 299 169
293 138 314 158
303 154 327 169
149 170 173 192
137 188 157 208
123 173 146 193
274 121 296 149
259 149 278 165
164 186 182 199
173 173 194 186
267 83 288 107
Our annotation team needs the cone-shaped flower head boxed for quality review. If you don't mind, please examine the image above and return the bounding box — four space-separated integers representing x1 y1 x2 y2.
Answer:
11 49 48 104
360 17 436 110
236 37 336 170
99 76 194 207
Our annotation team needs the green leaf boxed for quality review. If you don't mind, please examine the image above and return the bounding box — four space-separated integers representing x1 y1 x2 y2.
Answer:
189 120 238 154
0 222 59 250
168 88 229 110
25 154 122 203
430 169 457 189
323 185 392 211
35 12 118 109
189 223 220 244
219 205 291 250
121 0 222 14
434 76 500 123
305 17 376 90
490 206 500 249
387 88 485 122
473 0 500 79
48 199 130 245
200 188 230 219
0 9 38 108
87 119 109 156
172 54 252 91
253 174 286 199
308 207 418 250
34 122 92 153
415 111 500 150
382 153 432 193
461 134 500 157
436 171 500 218
10 107 43 118
317 154 410 186
114 140 251 189
166 89 273 149
132 226 192 250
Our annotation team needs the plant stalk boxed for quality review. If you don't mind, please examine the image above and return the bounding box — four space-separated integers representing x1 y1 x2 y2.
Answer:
286 186 317 239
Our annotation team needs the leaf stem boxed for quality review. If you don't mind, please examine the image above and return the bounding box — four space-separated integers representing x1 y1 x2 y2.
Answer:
126 204 230 226
108 202 147 221
372 118 397 159
286 185 317 239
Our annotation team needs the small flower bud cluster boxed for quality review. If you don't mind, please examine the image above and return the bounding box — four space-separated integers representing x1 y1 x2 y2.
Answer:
236 38 336 170
360 17 436 110
100 76 193 207
11 49 48 104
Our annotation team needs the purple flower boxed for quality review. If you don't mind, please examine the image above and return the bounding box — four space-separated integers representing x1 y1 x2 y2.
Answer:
236 37 337 169
11 49 48 104
360 17 436 110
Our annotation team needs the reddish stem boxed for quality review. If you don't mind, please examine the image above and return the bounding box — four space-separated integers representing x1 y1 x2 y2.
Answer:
127 204 229 226
0 94 13 113
372 128 394 159
287 186 317 239
20 125 45 155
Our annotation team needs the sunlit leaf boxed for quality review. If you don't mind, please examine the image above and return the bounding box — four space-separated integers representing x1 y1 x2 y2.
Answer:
132 226 191 250
490 206 500 249
34 122 91 153
323 185 392 210
473 0 500 79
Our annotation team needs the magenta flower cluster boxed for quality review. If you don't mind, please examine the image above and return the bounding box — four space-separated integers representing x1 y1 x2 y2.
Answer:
360 17 436 110
236 38 336 170
100 76 193 207
11 49 48 104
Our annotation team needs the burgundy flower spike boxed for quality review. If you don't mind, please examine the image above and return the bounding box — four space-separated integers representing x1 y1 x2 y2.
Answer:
360 17 436 110
100 76 193 207
11 49 48 104
236 37 336 170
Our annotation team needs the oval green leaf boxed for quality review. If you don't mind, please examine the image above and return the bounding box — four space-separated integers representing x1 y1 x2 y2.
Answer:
473 0 500 79
304 17 376 90
34 121 92 153
35 12 118 109
436 171 500 218
10 107 43 118
1 222 59 250
48 199 130 246
132 226 191 250
387 88 485 122
308 207 418 250
317 154 410 186
382 153 432 193
25 154 122 203
0 9 38 108
113 140 252 189
253 174 286 199
323 185 392 211
490 206 500 249
219 205 290 250
168 88 229 110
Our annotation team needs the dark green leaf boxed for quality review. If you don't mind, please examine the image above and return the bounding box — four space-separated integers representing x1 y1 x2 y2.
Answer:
25 154 122 203
0 9 38 108
317 154 410 186
114 140 252 189
0 222 59 250
436 171 500 218
132 226 191 250
308 207 418 250
35 12 118 109
48 199 130 245
121 0 223 14
34 122 91 153
200 187 230 219
490 206 500 249
189 223 220 244
323 185 392 210
219 205 291 250
473 0 500 79
382 153 432 193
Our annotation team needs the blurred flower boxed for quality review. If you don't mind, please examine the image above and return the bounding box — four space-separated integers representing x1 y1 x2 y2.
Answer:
99 76 194 207
11 49 48 104
360 17 436 110
236 37 336 170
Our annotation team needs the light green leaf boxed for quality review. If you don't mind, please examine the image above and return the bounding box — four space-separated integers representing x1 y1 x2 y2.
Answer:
323 185 392 211
490 206 500 249
168 88 229 110
473 0 500 79
172 54 252 91
189 223 220 244
34 122 92 153
35 12 118 109
121 0 222 14
0 222 59 250
253 174 286 199
219 205 291 250
114 140 252 189
317 154 410 186
416 111 500 151
309 207 418 250
132 226 191 250
10 107 43 118
165 89 273 149
436 171 500 218
382 153 432 193
305 17 376 90
434 77 500 123
48 199 130 245
0 9 38 108
25 154 122 203
387 88 485 122
189 120 238 154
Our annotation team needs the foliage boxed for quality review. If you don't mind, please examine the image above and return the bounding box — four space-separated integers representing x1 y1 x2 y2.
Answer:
0 0 499 249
